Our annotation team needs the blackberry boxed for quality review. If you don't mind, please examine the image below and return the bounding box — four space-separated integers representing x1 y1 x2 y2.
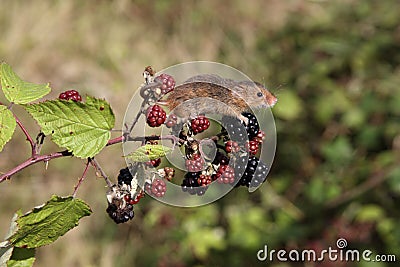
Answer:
181 172 207 196
253 130 266 144
165 114 178 128
125 191 144 205
233 154 249 178
246 140 259 155
225 140 240 153
59 90 82 102
185 153 205 172
190 115 210 134
242 112 259 139
221 116 248 144
106 202 134 224
212 151 229 165
146 105 167 127
197 174 212 187
150 178 167 197
154 73 175 94
145 158 161 167
250 160 269 188
118 167 133 186
216 165 235 184
235 156 268 188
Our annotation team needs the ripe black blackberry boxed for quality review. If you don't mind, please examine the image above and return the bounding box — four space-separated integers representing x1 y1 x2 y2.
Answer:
117 167 133 186
181 172 206 196
212 151 229 165
59 90 82 102
250 160 269 188
154 73 175 94
221 116 248 144
235 156 268 188
146 105 167 127
106 202 134 224
241 112 259 139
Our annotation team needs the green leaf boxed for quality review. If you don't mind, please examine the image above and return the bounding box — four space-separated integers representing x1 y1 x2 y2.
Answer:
8 195 92 248
23 96 115 158
7 248 35 267
0 63 51 104
124 144 172 162
0 105 16 152
1 213 22 266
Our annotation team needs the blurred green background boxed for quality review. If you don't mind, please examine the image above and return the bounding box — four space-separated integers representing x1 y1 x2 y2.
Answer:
1 0 399 266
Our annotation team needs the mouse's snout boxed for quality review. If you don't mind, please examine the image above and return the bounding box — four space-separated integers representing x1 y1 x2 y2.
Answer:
266 93 278 107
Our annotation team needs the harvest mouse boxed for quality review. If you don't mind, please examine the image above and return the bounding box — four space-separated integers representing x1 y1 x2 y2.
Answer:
164 74 277 124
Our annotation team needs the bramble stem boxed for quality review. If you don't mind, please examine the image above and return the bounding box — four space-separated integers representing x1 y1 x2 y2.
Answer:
0 136 125 183
90 158 113 189
72 159 91 198
12 111 36 156
0 150 72 183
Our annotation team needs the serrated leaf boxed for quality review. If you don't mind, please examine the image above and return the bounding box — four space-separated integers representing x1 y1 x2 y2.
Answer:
1 213 23 266
23 96 115 158
0 63 51 104
8 195 92 248
0 105 16 152
124 144 172 162
7 248 35 267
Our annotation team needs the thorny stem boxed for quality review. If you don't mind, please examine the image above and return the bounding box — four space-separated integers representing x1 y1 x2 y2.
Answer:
0 150 72 183
72 159 91 198
0 136 124 183
12 111 36 156
90 157 113 189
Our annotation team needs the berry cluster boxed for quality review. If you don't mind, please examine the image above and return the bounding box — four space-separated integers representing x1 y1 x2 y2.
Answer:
185 153 205 172
112 66 272 221
190 115 210 134
106 167 142 224
154 73 175 94
106 201 134 224
59 90 82 102
146 105 167 127
215 164 235 184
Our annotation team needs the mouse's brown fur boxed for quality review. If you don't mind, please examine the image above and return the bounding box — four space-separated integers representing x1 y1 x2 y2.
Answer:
165 74 277 122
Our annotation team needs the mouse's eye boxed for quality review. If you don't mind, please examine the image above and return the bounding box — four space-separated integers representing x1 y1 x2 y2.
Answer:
257 92 263 97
